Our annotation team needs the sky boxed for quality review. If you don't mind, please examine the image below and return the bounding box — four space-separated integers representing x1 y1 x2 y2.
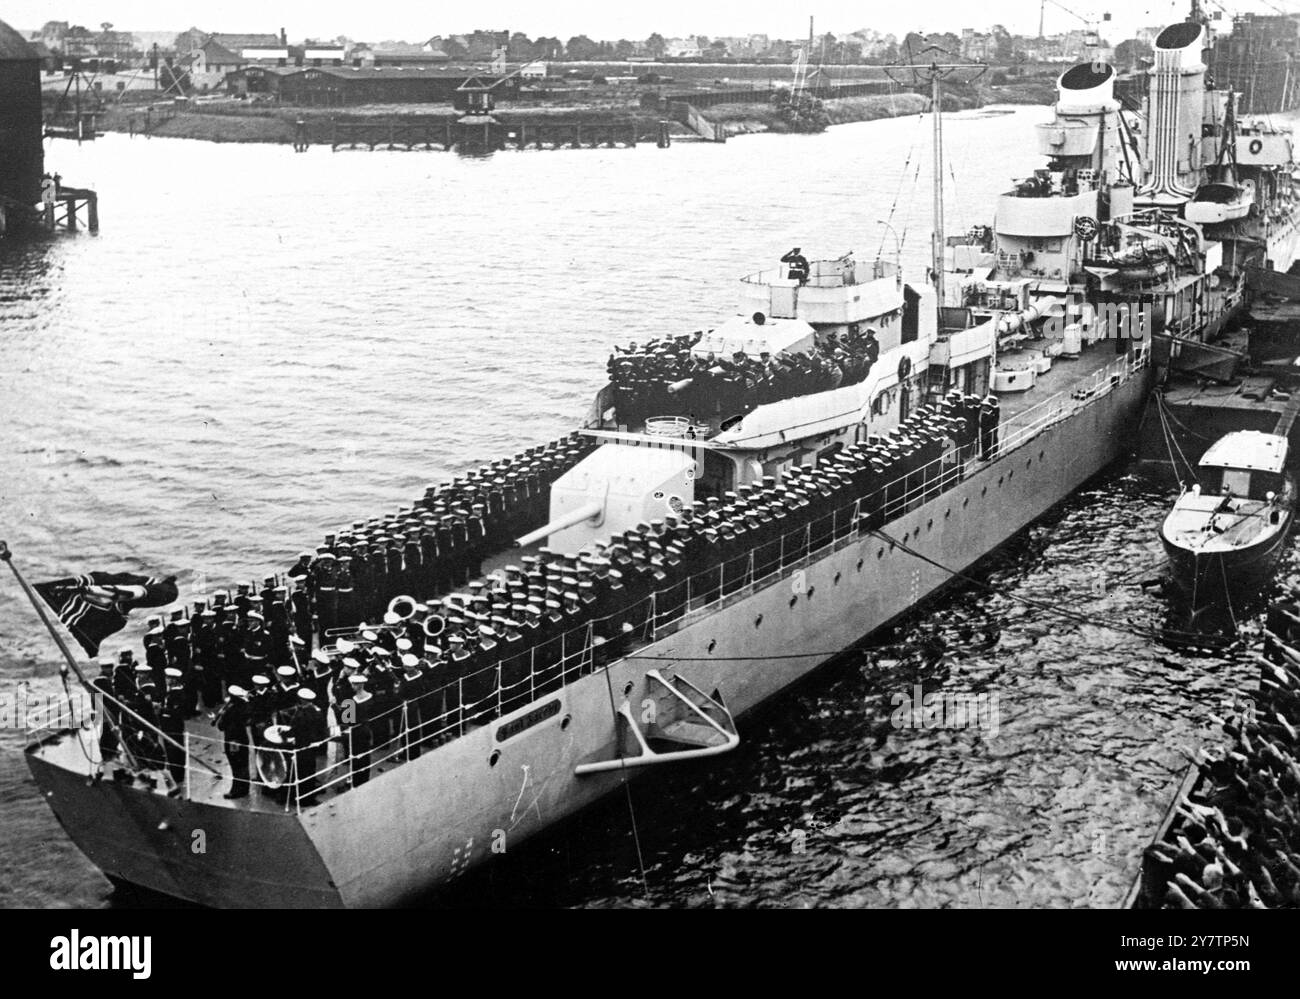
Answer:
11 0 1299 46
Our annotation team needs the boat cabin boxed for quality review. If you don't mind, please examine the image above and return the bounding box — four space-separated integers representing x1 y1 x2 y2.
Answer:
1198 430 1289 501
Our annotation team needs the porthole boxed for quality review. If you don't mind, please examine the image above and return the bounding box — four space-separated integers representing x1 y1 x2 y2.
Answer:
489 750 501 768
998 475 1004 486
963 496 970 507
1039 449 1045 460
561 714 571 730
877 548 884 559
755 614 764 627
807 586 815 598
927 519 933 531
903 531 910 543
789 595 798 608
834 572 842 584
981 487 987 496
623 681 634 697
1008 470 1014 480
857 558 864 571
944 509 951 519
707 639 717 653
1026 458 1032 469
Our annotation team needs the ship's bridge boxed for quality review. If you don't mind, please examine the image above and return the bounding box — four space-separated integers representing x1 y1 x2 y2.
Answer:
739 255 903 327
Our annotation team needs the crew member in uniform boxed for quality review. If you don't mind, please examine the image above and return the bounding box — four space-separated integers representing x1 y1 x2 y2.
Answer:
215 684 253 799
287 686 327 803
92 657 119 762
159 667 187 788
345 673 374 787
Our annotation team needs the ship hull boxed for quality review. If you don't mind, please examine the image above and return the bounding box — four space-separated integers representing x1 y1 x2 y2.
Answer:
1160 517 1294 600
26 356 1153 908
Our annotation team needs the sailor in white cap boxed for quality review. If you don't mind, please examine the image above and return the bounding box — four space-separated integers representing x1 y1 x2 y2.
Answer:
287 686 327 803
344 672 374 787
215 684 253 799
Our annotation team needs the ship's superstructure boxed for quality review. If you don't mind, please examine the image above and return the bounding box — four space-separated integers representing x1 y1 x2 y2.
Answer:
945 17 1300 396
18 12 1297 909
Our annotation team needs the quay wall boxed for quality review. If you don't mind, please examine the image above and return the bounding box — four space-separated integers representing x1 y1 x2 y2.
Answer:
90 77 1056 147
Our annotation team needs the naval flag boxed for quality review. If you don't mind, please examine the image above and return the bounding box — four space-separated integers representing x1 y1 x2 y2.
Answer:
34 571 179 657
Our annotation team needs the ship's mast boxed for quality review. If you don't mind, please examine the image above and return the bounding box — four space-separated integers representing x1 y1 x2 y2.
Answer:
932 69 946 307
885 45 985 309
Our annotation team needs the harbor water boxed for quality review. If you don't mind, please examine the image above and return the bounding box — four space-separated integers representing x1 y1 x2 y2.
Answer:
0 108 1278 906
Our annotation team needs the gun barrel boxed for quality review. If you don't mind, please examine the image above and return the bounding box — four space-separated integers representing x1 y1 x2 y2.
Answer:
515 499 604 548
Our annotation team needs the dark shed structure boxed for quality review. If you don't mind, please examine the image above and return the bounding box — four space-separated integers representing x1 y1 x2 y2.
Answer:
0 19 42 205
277 66 518 106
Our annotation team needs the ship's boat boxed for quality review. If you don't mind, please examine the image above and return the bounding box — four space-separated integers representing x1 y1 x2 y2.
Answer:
1160 431 1295 597
1184 182 1254 225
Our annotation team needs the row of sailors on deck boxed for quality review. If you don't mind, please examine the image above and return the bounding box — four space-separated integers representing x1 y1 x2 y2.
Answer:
92 389 1004 803
607 322 881 428
294 433 597 638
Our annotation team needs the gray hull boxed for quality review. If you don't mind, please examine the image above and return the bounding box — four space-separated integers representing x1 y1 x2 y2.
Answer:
27 360 1153 907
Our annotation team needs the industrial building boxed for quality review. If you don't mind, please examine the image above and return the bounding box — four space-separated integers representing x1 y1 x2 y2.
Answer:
1210 13 1300 114
250 65 517 106
0 19 43 206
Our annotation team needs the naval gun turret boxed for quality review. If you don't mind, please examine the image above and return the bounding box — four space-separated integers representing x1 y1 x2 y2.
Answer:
515 443 696 552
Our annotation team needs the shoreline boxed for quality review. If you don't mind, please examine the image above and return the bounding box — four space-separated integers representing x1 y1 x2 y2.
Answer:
91 80 1057 147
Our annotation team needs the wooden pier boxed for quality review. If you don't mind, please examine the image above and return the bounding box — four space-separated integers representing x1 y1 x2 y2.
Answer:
41 184 99 233
326 117 647 152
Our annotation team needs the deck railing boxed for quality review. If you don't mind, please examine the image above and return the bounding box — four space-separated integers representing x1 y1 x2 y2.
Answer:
31 342 1150 808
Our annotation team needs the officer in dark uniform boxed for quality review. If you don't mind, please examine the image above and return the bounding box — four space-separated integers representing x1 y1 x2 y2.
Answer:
216 605 242 691
287 551 313 582
191 603 220 710
289 576 314 654
979 394 1001 458
312 550 339 636
166 616 196 715
266 584 291 667
215 684 253 799
158 668 187 788
287 687 327 804
130 664 164 776
241 612 271 684
92 657 120 762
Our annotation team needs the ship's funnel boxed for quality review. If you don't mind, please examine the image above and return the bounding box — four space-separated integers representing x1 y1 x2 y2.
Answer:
1141 21 1206 204
1056 63 1116 112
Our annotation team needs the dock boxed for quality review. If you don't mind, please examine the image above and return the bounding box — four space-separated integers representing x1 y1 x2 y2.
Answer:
325 116 651 153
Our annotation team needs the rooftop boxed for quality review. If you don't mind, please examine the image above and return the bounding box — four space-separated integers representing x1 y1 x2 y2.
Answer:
1200 430 1289 473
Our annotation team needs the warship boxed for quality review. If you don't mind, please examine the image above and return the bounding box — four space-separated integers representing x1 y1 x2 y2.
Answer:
18 12 1296 908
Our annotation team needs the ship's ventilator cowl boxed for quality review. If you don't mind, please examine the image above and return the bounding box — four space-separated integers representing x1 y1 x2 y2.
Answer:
1056 63 1116 112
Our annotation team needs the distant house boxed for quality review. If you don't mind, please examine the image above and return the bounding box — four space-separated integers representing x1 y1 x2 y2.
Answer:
665 38 702 59
186 31 286 90
38 20 68 52
188 39 244 90
518 59 548 78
